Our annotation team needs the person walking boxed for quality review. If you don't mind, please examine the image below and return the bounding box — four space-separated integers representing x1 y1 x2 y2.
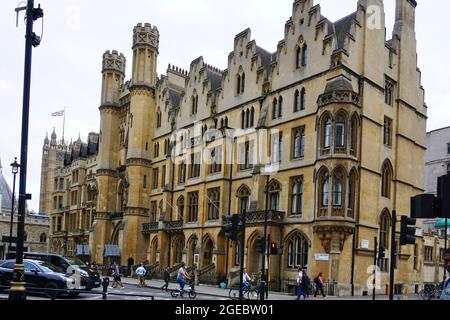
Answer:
301 270 311 299
440 249 450 300
112 261 125 289
242 268 252 291
135 263 147 288
176 262 191 294
295 266 305 300
161 266 171 291
314 272 326 298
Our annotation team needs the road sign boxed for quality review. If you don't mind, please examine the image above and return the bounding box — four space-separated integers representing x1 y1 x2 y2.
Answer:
2 236 17 243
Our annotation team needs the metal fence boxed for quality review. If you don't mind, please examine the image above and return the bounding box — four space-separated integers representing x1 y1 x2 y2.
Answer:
0 278 155 300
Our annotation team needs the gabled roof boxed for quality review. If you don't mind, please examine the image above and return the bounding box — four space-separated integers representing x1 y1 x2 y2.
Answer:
326 12 357 50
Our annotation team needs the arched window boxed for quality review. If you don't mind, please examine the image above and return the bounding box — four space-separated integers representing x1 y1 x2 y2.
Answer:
320 170 330 209
40 233 47 243
379 210 391 271
157 109 162 128
250 107 255 127
269 180 282 211
245 109 250 128
332 169 344 207
278 96 283 118
381 161 393 199
347 169 357 218
300 88 306 111
236 74 241 95
221 118 224 128
272 98 278 120
237 185 251 214
296 46 301 69
350 114 359 156
241 110 245 129
174 237 184 264
323 116 332 149
177 196 185 221
335 113 346 149
294 90 300 112
293 127 305 159
225 117 229 128
290 176 303 215
191 94 198 114
286 232 309 269
241 73 245 93
301 44 308 66
187 192 199 222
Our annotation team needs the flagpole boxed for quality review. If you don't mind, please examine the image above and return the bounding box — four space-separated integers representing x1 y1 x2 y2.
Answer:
62 106 65 143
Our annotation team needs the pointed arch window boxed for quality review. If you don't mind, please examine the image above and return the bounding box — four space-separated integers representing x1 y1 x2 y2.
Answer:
187 191 199 222
379 210 391 272
320 171 330 209
250 107 255 127
156 109 162 128
269 180 282 211
293 126 305 159
241 110 245 129
245 109 250 128
332 170 344 207
237 186 251 214
381 161 393 199
290 176 303 215
296 46 302 69
278 96 283 118
241 73 245 93
177 196 185 221
237 74 241 95
272 98 278 120
301 44 308 66
286 233 309 269
324 116 332 149
300 88 306 111
335 114 346 148
294 90 300 112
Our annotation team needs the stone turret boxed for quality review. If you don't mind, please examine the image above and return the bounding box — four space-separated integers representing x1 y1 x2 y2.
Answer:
131 23 159 87
101 50 126 106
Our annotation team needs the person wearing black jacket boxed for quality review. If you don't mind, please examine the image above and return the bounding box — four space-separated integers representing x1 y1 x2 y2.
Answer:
161 267 170 291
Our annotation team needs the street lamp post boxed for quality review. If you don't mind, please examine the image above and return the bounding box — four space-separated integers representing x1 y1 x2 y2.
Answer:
9 0 44 301
191 234 198 271
9 158 20 251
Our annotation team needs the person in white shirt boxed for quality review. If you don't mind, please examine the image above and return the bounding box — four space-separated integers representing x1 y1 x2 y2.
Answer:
176 262 191 292
135 263 147 288
441 249 450 301
242 268 252 290
296 267 305 300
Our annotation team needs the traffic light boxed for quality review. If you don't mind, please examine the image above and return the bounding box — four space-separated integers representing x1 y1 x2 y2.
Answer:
437 174 450 218
400 216 417 246
224 214 240 241
255 236 266 254
410 194 438 219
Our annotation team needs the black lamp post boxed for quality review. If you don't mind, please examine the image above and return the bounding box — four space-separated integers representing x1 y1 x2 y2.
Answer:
9 158 20 251
252 165 270 301
9 0 44 301
191 234 198 271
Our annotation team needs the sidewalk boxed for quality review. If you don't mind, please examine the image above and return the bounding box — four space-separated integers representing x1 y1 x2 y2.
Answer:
120 277 294 300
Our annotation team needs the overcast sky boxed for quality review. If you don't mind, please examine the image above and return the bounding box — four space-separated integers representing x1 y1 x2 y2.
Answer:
0 0 449 212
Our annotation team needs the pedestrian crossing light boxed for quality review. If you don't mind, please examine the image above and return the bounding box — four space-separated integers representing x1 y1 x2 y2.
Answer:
270 242 283 255
400 216 417 246
378 245 386 260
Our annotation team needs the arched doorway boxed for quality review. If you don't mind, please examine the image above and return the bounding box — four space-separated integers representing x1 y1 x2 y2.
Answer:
202 237 214 268
127 257 134 277
172 235 185 266
247 232 263 275
150 236 158 264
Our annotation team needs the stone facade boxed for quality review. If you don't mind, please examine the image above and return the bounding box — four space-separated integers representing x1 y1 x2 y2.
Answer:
41 0 429 295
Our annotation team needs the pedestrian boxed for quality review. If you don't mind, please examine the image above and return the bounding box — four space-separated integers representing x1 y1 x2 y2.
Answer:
295 266 305 300
301 270 311 299
441 249 450 300
314 272 326 298
176 262 191 294
135 263 147 288
242 268 252 291
112 261 125 289
161 266 170 291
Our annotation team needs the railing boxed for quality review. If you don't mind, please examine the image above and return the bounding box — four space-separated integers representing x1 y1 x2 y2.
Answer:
244 210 285 224
197 264 216 285
163 220 183 233
142 222 159 234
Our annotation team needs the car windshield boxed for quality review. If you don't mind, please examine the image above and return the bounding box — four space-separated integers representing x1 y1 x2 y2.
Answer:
65 257 87 268
35 261 60 273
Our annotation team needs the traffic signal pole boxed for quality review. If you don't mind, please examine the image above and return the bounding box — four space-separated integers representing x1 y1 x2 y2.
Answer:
389 210 397 301
373 237 377 301
239 210 246 300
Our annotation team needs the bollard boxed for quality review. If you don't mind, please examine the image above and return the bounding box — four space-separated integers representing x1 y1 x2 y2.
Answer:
102 277 110 300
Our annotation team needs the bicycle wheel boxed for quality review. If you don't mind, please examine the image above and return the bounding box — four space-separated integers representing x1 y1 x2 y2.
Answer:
189 290 197 299
170 290 179 298
229 288 239 300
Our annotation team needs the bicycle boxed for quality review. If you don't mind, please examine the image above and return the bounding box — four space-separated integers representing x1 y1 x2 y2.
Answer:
418 283 442 300
170 279 197 299
228 281 264 300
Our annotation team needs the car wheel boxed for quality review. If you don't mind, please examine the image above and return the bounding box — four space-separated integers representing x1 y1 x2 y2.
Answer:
68 292 80 297
45 282 60 299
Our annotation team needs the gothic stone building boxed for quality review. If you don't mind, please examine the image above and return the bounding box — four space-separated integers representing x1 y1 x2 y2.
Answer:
41 0 428 295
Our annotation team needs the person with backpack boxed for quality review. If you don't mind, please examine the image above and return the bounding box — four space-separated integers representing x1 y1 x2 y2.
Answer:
314 272 326 298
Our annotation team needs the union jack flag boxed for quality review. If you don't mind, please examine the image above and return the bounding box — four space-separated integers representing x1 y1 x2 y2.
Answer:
52 110 64 117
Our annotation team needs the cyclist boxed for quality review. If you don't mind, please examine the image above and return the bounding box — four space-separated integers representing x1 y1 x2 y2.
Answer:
441 249 450 300
176 262 191 293
242 268 252 290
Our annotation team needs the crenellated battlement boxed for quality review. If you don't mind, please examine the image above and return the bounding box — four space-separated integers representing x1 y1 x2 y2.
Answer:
102 50 126 75
133 22 160 49
167 64 189 76
203 63 223 74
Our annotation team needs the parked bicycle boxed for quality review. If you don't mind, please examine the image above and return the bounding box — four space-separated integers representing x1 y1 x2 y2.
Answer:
228 281 265 300
418 283 443 300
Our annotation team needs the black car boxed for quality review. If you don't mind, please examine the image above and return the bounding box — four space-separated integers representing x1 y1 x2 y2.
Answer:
0 259 77 298
6 252 101 289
